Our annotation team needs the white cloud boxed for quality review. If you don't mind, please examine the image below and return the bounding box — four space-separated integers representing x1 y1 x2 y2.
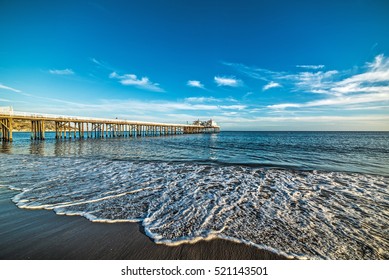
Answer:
187 80 204 88
343 105 389 111
219 105 246 110
243 92 254 98
224 61 336 93
268 103 302 110
222 111 239 116
296 65 325 70
310 89 331 94
222 62 282 81
331 85 389 94
289 70 339 93
307 92 389 107
109 72 164 92
184 97 217 103
217 57 389 111
0 83 21 93
184 96 237 103
367 54 389 70
263 81 281 91
89 57 115 72
49 69 74 75
323 55 389 99
337 70 389 86
214 76 240 87
90 57 102 66
216 114 389 123
269 92 389 110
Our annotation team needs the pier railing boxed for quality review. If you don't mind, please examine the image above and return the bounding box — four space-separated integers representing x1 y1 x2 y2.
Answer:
0 111 220 142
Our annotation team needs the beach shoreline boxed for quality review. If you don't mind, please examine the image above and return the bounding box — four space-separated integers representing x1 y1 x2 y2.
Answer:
0 187 286 260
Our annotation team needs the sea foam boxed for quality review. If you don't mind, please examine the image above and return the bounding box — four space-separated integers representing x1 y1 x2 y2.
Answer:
0 155 388 259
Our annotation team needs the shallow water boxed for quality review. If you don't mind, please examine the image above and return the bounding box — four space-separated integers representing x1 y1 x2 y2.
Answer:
0 132 388 259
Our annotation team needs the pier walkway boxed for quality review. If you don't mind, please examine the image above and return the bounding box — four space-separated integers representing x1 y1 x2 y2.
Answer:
0 111 220 142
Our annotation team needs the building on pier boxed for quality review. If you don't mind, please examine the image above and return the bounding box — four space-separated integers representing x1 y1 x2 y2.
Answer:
192 119 217 127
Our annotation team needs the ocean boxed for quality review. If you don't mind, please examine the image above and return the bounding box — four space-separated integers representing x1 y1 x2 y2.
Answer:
0 131 388 259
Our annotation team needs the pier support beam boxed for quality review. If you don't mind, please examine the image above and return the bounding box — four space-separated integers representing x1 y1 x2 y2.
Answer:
0 118 13 142
30 120 45 140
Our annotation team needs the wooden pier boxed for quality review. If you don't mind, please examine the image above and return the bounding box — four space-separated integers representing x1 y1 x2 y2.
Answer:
0 111 220 142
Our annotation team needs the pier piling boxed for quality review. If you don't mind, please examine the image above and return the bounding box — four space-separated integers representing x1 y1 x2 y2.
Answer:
0 118 13 142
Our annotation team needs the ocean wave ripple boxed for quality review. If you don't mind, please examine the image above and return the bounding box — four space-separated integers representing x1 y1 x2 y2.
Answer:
1 155 388 259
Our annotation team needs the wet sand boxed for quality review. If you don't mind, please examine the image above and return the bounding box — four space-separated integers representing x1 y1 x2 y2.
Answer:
0 187 286 260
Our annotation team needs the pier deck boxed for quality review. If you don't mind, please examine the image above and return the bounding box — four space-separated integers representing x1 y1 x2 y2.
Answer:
0 111 220 142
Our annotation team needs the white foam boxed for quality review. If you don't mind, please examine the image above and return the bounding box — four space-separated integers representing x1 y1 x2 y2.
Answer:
1 155 388 259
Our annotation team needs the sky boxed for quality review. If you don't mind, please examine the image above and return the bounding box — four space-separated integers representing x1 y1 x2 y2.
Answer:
1 0 389 130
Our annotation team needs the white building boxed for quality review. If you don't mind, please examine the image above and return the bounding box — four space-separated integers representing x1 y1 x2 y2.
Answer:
192 119 218 127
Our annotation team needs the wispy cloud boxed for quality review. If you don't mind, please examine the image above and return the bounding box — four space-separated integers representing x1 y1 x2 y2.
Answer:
89 57 117 72
263 81 281 91
49 69 74 75
288 70 339 93
184 97 217 103
109 72 164 92
269 92 389 110
268 54 389 110
367 53 389 70
187 80 204 89
268 103 301 110
90 57 103 66
225 54 389 112
0 83 21 93
336 55 389 86
214 76 241 87
184 96 237 103
222 62 280 81
183 95 246 110
296 64 325 70
268 92 389 110
220 105 246 110
224 61 337 93
257 68 339 95
243 92 254 98
214 114 389 124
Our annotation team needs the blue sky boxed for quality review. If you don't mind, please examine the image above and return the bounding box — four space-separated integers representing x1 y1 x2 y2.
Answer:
1 0 389 130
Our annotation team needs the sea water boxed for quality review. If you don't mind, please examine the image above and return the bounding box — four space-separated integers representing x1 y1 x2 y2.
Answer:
0 131 388 259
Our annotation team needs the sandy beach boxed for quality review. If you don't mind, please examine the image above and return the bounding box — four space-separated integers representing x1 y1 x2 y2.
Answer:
0 187 285 260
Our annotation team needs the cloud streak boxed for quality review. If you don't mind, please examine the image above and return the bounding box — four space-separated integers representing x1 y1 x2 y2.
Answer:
90 58 103 66
49 69 74 75
214 76 241 87
109 72 164 92
222 62 281 81
224 54 389 112
268 92 389 110
268 54 389 110
187 80 204 88
296 65 325 70
184 97 217 103
0 83 21 93
263 81 281 91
